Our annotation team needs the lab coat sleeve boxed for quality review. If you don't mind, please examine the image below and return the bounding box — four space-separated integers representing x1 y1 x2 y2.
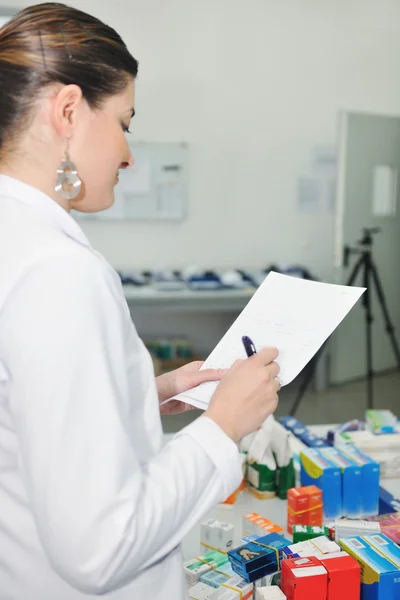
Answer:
1 250 243 595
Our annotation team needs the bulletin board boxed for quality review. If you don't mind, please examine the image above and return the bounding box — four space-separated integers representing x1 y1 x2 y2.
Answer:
75 141 189 222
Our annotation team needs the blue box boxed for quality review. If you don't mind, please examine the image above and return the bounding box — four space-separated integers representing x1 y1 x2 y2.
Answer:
338 445 380 516
242 534 261 544
280 417 328 448
200 570 230 588
364 533 400 569
320 447 363 518
300 448 342 519
339 536 400 600
253 533 292 562
230 559 279 584
228 541 278 574
379 487 400 515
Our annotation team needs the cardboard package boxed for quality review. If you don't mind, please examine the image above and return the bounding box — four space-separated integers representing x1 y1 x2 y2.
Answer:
318 551 361 600
339 536 400 600
300 449 342 520
287 486 323 534
281 556 328 600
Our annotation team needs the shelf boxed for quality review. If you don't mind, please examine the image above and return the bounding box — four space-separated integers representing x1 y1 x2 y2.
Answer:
123 285 256 312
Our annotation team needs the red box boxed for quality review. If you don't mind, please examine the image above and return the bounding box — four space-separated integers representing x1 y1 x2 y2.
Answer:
287 486 323 534
318 552 361 600
281 556 327 600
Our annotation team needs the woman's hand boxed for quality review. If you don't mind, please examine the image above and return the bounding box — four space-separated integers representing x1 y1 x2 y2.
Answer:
205 347 281 443
157 361 226 415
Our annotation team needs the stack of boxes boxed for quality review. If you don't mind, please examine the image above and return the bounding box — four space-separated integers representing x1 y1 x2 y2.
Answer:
318 447 363 518
299 446 380 521
227 533 290 583
242 513 284 538
366 512 400 544
339 533 400 599
282 536 341 560
280 553 361 600
184 551 230 587
200 520 235 554
287 486 323 534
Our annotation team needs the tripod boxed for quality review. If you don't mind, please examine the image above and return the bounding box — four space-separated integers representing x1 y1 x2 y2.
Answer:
289 227 400 416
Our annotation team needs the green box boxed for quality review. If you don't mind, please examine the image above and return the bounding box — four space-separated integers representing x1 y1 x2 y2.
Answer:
292 525 329 543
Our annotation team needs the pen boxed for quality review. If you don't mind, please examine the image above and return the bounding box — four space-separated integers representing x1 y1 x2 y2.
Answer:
242 335 257 357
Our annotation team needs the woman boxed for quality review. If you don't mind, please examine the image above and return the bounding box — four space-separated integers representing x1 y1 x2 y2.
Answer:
0 4 280 599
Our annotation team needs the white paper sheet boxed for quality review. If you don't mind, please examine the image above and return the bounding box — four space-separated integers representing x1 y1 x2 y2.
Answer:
167 272 365 410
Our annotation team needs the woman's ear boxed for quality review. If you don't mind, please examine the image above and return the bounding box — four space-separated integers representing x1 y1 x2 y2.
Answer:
51 84 83 139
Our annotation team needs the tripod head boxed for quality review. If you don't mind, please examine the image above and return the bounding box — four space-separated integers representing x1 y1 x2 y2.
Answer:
358 227 381 246
343 227 381 267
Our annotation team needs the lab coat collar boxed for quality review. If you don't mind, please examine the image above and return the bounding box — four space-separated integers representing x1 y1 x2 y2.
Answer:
0 174 91 248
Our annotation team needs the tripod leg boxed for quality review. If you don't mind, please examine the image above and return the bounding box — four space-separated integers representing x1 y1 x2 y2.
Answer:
289 352 322 417
363 259 374 410
369 261 400 368
288 257 365 418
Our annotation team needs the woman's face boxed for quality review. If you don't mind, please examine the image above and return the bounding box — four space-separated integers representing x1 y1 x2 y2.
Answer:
69 78 135 213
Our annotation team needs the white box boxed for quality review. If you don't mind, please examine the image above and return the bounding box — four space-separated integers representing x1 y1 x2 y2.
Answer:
334 519 381 541
206 589 238 600
311 536 341 555
200 520 235 553
188 582 215 599
184 559 211 586
256 586 287 599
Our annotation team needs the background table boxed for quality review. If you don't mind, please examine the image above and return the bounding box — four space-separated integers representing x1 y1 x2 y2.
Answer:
165 424 400 560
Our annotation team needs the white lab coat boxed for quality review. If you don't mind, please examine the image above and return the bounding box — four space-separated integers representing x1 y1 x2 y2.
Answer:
0 175 242 600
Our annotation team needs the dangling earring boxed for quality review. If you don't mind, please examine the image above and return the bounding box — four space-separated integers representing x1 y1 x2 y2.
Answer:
55 139 82 200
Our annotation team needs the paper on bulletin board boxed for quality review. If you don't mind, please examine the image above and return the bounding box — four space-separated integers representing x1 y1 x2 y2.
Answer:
372 165 397 217
156 181 185 219
297 177 323 213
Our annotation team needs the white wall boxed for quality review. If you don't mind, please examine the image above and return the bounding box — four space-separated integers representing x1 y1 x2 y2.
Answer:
6 0 400 279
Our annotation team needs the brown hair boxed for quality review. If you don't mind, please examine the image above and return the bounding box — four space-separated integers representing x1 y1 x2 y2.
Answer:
0 2 139 158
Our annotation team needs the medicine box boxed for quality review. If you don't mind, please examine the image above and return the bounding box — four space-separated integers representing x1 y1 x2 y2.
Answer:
228 540 279 575
280 417 327 448
292 525 329 543
281 556 328 600
282 537 340 560
282 540 320 560
184 559 211 586
363 533 400 569
188 582 215 600
318 551 361 600
200 520 235 553
319 447 363 518
366 512 400 545
379 487 400 515
334 519 381 541
200 570 230 589
339 536 400 600
206 575 253 600
254 533 292 563
184 551 229 586
338 444 380 516
242 513 283 537
256 586 287 599
300 449 342 520
287 485 323 534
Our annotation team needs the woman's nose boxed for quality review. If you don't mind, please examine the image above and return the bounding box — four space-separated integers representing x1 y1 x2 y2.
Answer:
121 153 134 170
